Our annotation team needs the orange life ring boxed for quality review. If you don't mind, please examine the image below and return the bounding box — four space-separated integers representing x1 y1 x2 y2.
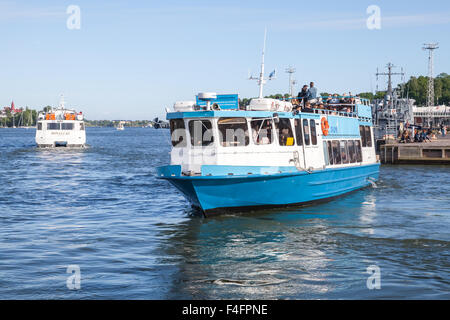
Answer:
321 117 329 136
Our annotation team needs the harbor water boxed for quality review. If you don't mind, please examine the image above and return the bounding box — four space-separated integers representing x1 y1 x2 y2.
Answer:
0 127 448 299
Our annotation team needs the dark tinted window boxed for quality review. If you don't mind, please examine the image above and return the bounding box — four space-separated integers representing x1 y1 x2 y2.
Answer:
340 140 349 164
303 119 310 145
310 119 317 145
218 117 249 147
61 123 74 130
332 140 341 164
327 141 333 165
189 120 214 147
294 119 303 146
47 123 60 130
365 126 372 147
79 123 85 131
348 140 356 163
170 119 187 147
37 122 42 130
360 125 366 147
355 140 362 162
276 118 294 146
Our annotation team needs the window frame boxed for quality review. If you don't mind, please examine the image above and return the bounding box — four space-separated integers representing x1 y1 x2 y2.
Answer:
47 123 60 130
250 118 274 145
188 119 214 147
276 118 295 147
170 119 187 148
217 117 249 147
294 119 303 146
310 119 317 145
303 119 310 146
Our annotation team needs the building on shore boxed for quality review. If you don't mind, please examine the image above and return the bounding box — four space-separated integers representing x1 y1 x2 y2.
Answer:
413 105 450 126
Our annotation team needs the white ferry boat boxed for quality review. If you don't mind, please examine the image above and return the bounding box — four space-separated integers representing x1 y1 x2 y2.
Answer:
35 96 86 148
156 40 379 215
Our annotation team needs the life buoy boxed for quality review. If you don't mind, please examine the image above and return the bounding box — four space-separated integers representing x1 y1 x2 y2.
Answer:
321 117 329 136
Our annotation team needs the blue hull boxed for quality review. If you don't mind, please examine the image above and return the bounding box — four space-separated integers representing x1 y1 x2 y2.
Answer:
156 164 380 214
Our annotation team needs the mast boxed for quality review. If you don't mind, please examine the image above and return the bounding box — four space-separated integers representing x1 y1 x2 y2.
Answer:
423 43 439 127
285 66 297 97
249 28 275 98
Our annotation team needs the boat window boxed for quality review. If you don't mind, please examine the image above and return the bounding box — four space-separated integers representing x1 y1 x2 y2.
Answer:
37 122 42 130
348 140 356 163
250 118 273 145
355 140 362 162
170 119 187 147
332 140 341 164
303 119 310 145
294 119 303 146
61 123 74 130
189 119 214 147
79 123 85 131
364 126 372 147
327 141 334 165
310 119 317 145
340 140 349 164
218 117 249 147
323 141 329 165
276 118 294 146
360 125 367 147
47 123 60 130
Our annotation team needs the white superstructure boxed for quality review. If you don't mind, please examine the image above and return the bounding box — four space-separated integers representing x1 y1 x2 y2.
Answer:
35 97 86 148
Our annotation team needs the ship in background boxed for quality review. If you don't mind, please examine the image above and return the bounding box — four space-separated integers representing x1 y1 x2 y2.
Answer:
371 63 415 146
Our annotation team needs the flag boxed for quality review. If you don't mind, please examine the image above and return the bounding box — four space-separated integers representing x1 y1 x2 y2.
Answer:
269 70 275 79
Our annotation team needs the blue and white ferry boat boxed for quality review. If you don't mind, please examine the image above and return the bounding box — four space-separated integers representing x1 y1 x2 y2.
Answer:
156 42 379 215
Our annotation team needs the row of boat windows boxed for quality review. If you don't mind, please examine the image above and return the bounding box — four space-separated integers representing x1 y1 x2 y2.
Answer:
37 122 85 130
170 118 319 148
324 140 363 165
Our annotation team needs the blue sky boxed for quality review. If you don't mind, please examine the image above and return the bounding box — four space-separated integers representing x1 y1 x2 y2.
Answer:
1 0 449 120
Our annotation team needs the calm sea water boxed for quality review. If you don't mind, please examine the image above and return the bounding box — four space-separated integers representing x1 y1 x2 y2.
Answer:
0 127 448 299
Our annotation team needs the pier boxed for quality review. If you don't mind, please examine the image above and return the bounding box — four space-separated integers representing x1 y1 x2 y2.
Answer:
380 137 450 164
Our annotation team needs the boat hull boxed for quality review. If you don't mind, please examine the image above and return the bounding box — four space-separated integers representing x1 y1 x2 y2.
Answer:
157 164 380 215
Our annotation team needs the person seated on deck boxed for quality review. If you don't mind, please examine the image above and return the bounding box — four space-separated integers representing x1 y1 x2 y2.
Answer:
414 129 422 142
326 95 333 104
329 94 340 104
316 103 325 113
421 129 431 142
302 101 314 113
400 130 410 143
297 85 309 107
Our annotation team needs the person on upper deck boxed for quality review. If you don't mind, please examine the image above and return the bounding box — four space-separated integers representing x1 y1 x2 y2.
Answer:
297 85 309 106
329 94 340 104
307 82 317 104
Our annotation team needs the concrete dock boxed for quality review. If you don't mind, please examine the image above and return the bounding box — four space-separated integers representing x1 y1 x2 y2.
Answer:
380 136 450 164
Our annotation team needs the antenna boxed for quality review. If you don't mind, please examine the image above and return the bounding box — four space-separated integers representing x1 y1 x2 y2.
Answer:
248 28 275 98
375 63 404 107
59 94 65 109
285 66 296 97
422 42 439 127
